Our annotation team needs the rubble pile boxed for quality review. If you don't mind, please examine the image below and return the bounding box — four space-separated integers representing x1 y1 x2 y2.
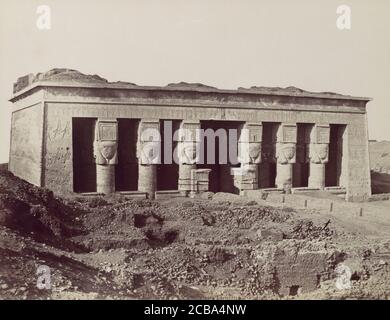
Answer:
0 165 389 299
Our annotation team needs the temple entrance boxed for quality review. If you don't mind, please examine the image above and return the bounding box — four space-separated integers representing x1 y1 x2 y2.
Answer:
72 117 97 192
259 122 278 188
326 124 347 187
198 120 243 193
293 123 313 187
156 120 181 191
115 119 139 191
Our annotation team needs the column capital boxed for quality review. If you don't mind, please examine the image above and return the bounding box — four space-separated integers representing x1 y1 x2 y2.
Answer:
138 119 161 141
239 122 262 142
310 123 330 144
307 124 330 164
307 143 329 164
137 119 161 164
178 120 201 142
177 120 201 164
93 118 118 165
276 142 296 164
276 123 297 144
238 122 262 164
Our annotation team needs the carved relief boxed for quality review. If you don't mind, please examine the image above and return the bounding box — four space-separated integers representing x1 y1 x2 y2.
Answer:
137 120 161 165
316 126 330 144
137 141 160 164
179 121 201 142
307 143 329 164
276 142 296 164
177 141 199 164
277 123 297 144
94 120 118 165
237 123 262 164
311 124 330 144
248 143 262 163
239 123 262 143
238 142 262 164
47 147 71 165
48 120 70 142
246 123 262 143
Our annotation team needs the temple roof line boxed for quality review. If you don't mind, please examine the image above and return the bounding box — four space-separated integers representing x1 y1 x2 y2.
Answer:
11 68 372 102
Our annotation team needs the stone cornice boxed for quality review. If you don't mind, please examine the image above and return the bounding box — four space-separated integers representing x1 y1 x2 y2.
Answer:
10 77 372 102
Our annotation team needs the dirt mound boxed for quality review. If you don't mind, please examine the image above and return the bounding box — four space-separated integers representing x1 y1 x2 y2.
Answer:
1 165 389 299
0 167 85 251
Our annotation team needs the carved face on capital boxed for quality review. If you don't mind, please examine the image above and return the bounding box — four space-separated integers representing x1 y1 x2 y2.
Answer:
238 142 262 164
138 141 161 165
94 140 118 165
316 144 329 161
178 142 198 164
248 143 262 164
283 145 295 160
100 141 117 160
276 143 296 164
308 143 329 164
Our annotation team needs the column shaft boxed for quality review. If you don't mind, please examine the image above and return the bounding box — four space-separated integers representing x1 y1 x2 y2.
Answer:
308 162 325 188
276 163 293 189
138 164 157 198
238 163 259 190
178 163 196 194
96 164 115 194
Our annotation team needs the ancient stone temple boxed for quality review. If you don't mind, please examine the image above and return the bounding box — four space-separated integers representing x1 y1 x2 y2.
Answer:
9 69 372 201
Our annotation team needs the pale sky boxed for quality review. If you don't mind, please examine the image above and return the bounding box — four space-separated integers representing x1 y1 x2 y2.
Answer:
1 0 389 163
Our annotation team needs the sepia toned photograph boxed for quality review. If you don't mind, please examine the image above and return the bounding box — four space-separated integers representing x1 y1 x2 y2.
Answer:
0 0 389 307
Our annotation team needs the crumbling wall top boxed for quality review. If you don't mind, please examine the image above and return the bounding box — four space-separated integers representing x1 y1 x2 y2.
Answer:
11 68 372 102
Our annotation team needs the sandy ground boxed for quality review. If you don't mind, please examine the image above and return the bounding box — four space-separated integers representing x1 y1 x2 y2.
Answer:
0 164 389 300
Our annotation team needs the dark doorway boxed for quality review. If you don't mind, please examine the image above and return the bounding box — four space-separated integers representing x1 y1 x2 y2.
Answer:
198 120 243 193
293 123 313 187
259 122 278 188
326 124 346 187
115 119 139 191
157 120 181 191
72 118 96 193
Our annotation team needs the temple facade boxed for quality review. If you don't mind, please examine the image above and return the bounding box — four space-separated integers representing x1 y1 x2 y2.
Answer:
9 69 372 201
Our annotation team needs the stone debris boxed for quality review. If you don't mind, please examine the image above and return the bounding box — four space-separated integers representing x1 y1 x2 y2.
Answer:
0 164 389 299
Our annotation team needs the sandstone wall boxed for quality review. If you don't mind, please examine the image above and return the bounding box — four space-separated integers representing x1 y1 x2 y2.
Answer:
43 103 73 194
9 103 43 186
346 113 372 201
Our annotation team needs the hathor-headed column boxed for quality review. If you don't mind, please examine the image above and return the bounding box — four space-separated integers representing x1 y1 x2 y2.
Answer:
235 122 262 192
293 125 311 187
275 123 297 191
93 119 118 194
308 124 330 189
177 120 201 195
137 119 161 199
